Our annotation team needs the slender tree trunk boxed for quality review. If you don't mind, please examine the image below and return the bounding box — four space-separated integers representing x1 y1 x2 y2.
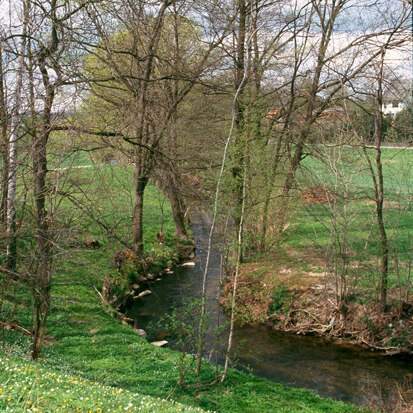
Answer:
30 0 59 358
362 110 389 314
31 104 54 359
132 166 148 256
31 74 53 361
222 139 247 382
361 49 389 313
0 46 8 223
231 0 247 239
6 0 29 271
373 108 389 313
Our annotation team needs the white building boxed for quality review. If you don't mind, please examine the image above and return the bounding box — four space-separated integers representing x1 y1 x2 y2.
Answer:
382 79 412 117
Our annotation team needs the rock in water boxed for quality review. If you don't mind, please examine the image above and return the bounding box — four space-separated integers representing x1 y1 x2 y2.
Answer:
137 290 152 298
180 262 195 267
151 340 168 347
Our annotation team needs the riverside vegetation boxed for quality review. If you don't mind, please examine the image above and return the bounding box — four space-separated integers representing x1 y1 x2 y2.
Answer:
221 147 413 355
0 160 367 412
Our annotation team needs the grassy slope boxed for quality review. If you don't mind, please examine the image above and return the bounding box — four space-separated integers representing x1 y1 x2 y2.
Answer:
1 291 364 413
0 354 206 412
0 161 366 412
0 290 365 413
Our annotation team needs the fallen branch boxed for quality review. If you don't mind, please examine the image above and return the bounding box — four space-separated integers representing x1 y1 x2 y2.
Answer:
0 320 32 336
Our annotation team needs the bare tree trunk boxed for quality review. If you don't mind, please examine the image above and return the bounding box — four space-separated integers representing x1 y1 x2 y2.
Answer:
361 50 389 314
0 46 8 223
30 0 60 358
165 183 188 239
373 107 389 313
6 0 29 271
231 0 247 242
31 97 53 359
362 112 389 313
132 166 148 256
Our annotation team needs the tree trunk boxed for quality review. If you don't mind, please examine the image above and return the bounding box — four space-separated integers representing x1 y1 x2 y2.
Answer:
231 0 247 236
222 133 248 382
133 170 148 256
31 94 53 360
6 0 29 271
0 46 8 223
373 109 389 313
361 49 389 313
166 186 188 239
30 0 59 358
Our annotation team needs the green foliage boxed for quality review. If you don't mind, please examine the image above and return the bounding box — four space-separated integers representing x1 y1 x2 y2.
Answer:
148 243 179 270
393 104 413 142
268 284 291 314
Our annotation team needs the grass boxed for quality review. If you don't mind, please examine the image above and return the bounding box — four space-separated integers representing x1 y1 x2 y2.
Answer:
0 158 367 412
0 309 365 413
0 354 207 413
285 146 413 289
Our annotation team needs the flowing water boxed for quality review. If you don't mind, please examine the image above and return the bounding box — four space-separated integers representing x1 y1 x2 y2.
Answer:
126 212 413 407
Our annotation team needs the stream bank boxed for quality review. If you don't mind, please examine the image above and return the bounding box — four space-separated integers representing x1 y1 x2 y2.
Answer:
125 211 413 409
220 249 413 356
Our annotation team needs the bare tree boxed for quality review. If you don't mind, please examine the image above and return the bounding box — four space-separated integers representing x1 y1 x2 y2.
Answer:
5 0 29 272
17 0 93 359
0 44 9 223
83 0 230 255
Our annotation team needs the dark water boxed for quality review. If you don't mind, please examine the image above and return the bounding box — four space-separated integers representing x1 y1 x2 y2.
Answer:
126 212 413 407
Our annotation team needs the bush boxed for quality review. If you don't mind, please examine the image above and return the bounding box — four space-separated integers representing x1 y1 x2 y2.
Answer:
268 284 290 314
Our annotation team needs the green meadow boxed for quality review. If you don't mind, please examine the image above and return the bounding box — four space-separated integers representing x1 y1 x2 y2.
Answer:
285 146 412 292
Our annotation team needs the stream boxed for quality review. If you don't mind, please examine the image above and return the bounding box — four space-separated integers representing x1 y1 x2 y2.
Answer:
126 211 413 407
